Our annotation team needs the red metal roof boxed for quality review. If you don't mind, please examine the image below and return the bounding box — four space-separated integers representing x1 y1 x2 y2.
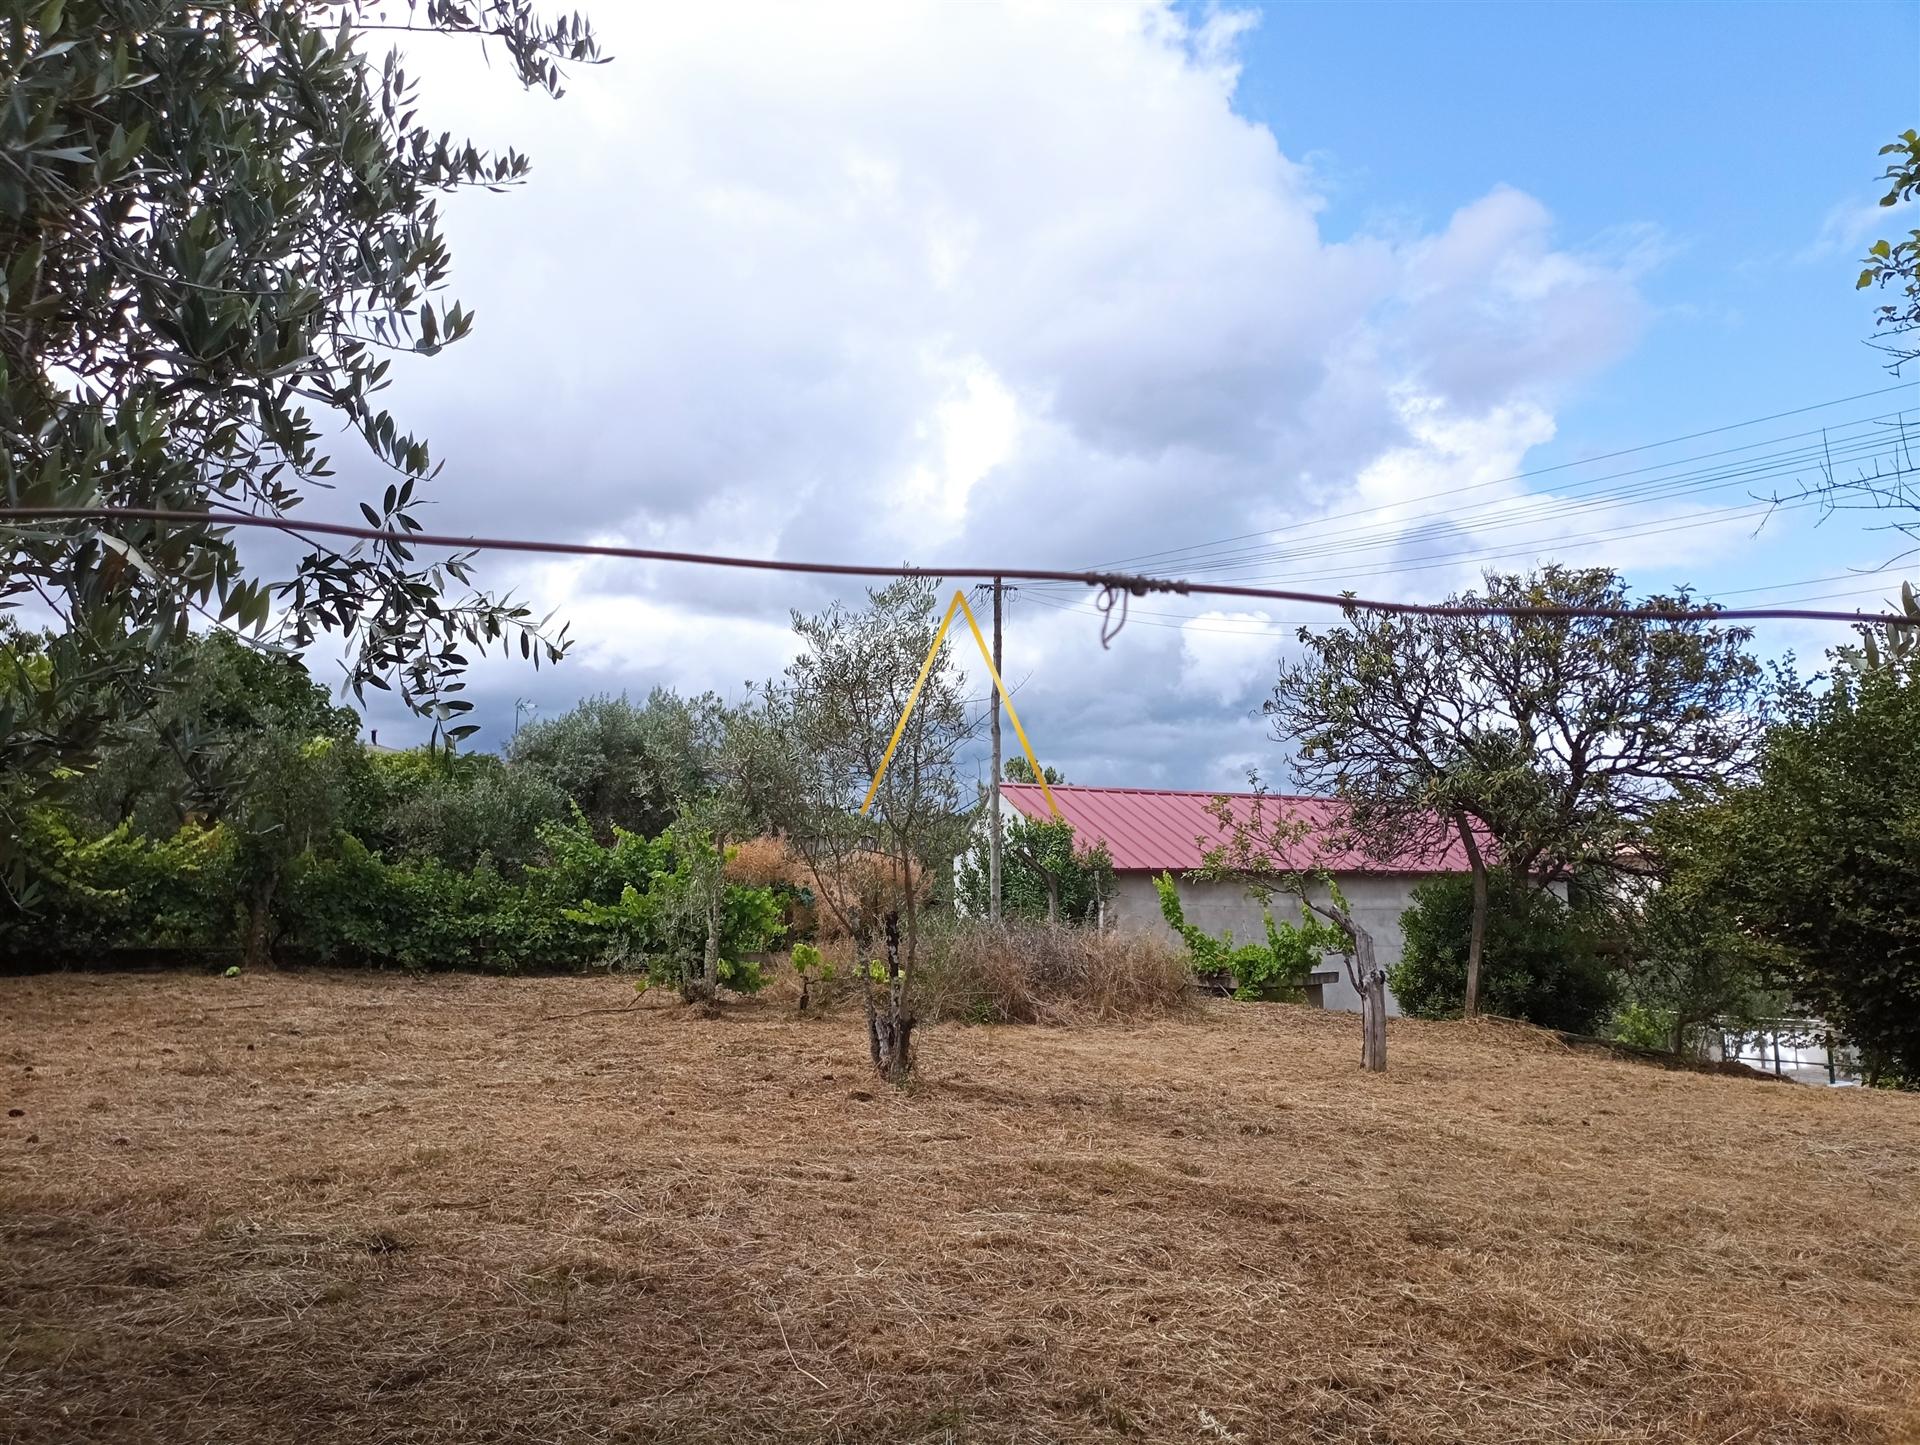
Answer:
999 783 1472 875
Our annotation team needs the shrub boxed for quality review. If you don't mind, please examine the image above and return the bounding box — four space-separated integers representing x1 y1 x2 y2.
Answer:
955 816 1116 924
0 811 230 964
1152 872 1332 1001
285 815 781 978
376 762 572 874
914 918 1191 1025
1391 870 1619 1033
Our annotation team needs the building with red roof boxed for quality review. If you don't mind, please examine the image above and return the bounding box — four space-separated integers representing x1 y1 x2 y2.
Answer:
997 782 1475 1014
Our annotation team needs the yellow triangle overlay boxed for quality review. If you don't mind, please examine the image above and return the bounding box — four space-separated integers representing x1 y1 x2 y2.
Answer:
860 589 1062 819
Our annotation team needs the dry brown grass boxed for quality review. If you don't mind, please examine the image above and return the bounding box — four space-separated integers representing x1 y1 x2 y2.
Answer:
915 920 1194 1025
3 970 1918 1445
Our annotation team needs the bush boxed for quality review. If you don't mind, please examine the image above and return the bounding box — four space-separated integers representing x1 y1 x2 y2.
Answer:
375 761 572 874
1390 870 1619 1033
914 918 1192 1024
1152 872 1333 1001
0 811 231 964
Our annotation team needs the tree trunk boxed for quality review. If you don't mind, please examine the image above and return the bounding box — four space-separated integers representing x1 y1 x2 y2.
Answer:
867 909 915 1083
685 842 724 1008
244 878 275 970
1355 919 1387 1073
1457 816 1487 1020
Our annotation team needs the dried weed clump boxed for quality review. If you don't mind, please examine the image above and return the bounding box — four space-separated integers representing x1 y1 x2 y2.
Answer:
915 918 1200 1024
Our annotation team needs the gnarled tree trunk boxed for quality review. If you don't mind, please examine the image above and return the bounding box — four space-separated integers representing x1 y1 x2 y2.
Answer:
1456 816 1488 1020
1354 921 1387 1072
867 909 915 1083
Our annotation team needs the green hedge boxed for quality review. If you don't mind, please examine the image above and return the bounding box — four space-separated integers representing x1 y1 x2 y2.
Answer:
2 809 783 987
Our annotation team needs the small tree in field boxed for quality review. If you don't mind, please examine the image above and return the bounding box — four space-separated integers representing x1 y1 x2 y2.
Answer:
1195 790 1388 1071
774 580 977 1083
671 696 794 1008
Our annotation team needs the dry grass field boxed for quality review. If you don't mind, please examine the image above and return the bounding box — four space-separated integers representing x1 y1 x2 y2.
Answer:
3 970 1918 1445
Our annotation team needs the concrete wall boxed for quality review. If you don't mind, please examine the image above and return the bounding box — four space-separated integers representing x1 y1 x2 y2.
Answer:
1107 870 1432 1014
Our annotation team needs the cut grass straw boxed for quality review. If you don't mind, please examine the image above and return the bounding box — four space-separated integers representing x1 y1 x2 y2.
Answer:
3 970 1917 1443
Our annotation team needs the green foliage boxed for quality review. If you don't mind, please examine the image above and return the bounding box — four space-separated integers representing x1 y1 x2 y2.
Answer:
1609 1001 1673 1053
1272 566 1764 887
1621 798 1782 1052
1857 128 1920 370
373 757 571 874
0 808 227 962
507 691 715 841
955 815 1114 924
1003 757 1065 785
1 2 596 884
1391 870 1620 1033
285 815 782 982
1153 871 1333 1001
791 941 836 984
1673 665 1920 1086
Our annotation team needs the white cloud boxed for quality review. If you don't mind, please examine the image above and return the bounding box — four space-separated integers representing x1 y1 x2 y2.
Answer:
342 1 1670 784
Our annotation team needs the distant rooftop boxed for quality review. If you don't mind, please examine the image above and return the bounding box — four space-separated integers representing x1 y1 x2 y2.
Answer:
998 782 1471 875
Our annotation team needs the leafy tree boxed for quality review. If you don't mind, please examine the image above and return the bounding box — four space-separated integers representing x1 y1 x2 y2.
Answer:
1271 566 1765 1018
1623 798 1783 1052
374 758 571 875
507 691 710 841
666 695 796 1006
773 579 977 1082
65 631 357 837
0 2 595 889
1829 131 1920 672
1003 757 1065 786
1677 664 1920 1085
16 630 362 963
956 815 1112 925
1390 869 1620 1034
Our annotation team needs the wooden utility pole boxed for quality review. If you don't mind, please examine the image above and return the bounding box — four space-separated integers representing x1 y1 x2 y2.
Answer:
988 577 1004 924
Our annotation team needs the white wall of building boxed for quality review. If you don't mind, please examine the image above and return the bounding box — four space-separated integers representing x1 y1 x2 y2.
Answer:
1106 870 1430 1014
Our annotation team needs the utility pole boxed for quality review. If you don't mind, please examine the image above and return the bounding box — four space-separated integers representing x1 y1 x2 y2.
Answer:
988 577 1005 925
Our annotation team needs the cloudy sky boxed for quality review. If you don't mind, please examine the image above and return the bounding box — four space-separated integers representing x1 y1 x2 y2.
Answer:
330 0 1918 788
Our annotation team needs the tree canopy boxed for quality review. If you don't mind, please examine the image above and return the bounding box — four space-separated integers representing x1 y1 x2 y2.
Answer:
1674 664 1920 1085
1 1 597 888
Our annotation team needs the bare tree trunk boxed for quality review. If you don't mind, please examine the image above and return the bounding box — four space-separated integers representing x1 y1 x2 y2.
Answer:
1356 919 1387 1072
1456 816 1487 1020
867 909 915 1083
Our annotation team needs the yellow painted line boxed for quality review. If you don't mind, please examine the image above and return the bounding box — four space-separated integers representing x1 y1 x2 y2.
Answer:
860 589 1061 820
859 590 964 816
955 590 1060 819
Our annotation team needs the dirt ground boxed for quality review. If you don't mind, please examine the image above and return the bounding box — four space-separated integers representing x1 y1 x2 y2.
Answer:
2 971 1917 1445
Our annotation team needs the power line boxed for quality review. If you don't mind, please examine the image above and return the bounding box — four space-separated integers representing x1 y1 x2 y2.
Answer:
8 505 1912 628
1026 412 1912 594
1092 382 1919 573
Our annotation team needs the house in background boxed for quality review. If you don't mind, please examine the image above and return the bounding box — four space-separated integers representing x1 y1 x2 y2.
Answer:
999 782 1474 1014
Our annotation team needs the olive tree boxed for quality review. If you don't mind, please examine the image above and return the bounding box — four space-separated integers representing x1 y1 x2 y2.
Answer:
773 580 977 1083
1 2 598 890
